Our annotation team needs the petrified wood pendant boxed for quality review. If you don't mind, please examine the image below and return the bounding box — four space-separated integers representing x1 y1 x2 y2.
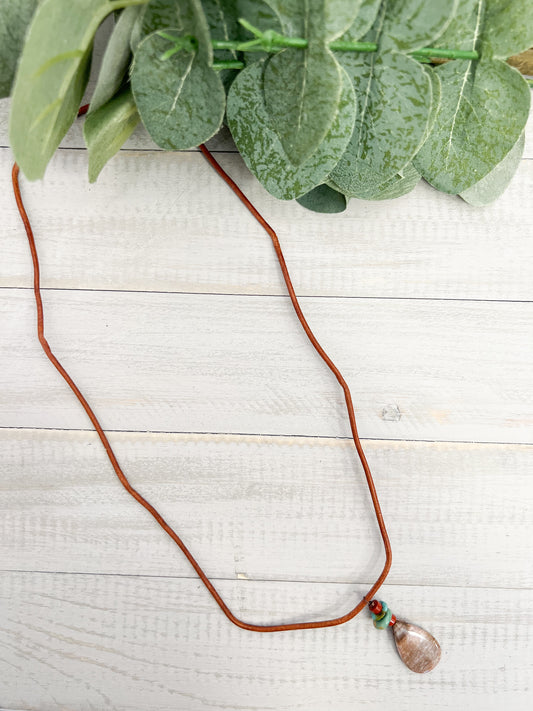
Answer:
368 600 441 673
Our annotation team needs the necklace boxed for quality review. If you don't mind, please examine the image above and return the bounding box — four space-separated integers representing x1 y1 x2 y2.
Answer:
11 118 441 673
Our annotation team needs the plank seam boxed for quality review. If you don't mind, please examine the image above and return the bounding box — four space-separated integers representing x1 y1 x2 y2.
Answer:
1 568 531 591
1 144 533 160
1 425 533 447
2 286 533 304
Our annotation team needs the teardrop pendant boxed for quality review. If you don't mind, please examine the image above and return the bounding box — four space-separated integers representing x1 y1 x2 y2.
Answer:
368 600 441 673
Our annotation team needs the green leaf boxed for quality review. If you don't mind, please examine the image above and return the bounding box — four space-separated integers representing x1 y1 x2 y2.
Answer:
202 0 238 49
89 5 143 113
138 0 213 63
236 0 283 64
9 0 144 179
237 0 282 66
201 0 239 89
0 0 38 98
414 59 531 193
338 0 381 43
483 0 533 59
227 59 356 200
262 0 359 165
380 0 459 53
83 87 139 182
263 0 361 40
261 0 301 35
332 162 421 201
323 0 364 41
131 28 225 149
420 65 441 146
432 0 480 51
460 132 525 206
297 183 347 213
332 50 431 196
263 47 343 165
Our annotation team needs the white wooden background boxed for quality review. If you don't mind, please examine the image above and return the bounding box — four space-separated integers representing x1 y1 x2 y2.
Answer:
1 30 533 710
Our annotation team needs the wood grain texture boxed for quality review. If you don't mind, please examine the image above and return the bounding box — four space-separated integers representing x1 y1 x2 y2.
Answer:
1 27 532 709
3 148 533 300
1 571 531 711
1 289 531 444
1 429 532 589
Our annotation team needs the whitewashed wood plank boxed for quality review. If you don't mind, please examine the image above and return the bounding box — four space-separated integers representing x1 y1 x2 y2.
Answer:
1 571 531 711
1 289 532 443
4 148 533 300
1 429 532 589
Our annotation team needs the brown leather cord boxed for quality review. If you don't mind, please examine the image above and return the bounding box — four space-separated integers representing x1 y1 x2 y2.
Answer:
11 127 391 632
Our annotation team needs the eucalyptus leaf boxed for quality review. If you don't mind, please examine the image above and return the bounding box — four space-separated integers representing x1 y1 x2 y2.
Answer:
201 0 239 89
262 0 356 165
262 0 301 35
414 59 530 194
263 0 361 39
332 162 421 201
263 47 343 165
332 50 431 196
236 0 283 64
227 59 356 200
297 184 347 213
460 132 525 206
202 0 238 45
0 0 38 98
380 0 459 53
84 87 140 181
129 3 147 49
338 0 381 43
420 65 441 146
432 0 481 51
138 0 214 65
9 0 144 180
131 28 225 149
89 5 143 113
323 0 364 41
483 0 533 59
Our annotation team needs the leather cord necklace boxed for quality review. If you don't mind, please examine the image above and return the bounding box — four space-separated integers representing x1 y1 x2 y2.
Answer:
11 110 441 672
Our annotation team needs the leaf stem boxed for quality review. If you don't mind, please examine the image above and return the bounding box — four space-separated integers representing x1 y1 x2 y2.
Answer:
210 21 480 66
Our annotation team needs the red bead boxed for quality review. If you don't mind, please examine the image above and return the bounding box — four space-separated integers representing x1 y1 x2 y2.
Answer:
389 614 397 626
369 600 382 614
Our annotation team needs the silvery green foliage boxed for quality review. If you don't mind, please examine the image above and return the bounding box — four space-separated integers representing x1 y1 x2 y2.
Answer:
227 59 356 199
331 49 431 197
84 87 140 181
413 0 531 194
8 0 133 180
4 0 532 207
297 183 347 213
331 0 456 197
130 0 225 149
235 0 282 65
460 132 525 206
261 0 362 165
89 5 144 113
0 0 38 98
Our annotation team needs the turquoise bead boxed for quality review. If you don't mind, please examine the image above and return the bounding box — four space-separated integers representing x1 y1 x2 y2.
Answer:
374 608 392 629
